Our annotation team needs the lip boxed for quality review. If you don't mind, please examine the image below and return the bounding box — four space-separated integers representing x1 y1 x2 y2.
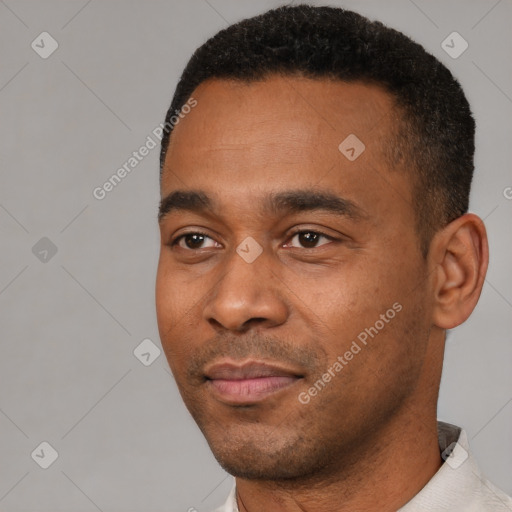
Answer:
204 360 303 405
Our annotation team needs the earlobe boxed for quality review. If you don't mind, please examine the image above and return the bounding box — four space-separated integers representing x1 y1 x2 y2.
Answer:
431 213 489 329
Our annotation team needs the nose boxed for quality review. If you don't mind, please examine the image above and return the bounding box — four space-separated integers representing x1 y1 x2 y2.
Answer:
203 245 289 332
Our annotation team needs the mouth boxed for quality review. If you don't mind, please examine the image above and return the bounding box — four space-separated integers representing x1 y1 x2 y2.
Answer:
203 360 304 405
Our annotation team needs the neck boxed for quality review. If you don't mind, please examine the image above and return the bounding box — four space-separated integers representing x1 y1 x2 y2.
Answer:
235 406 442 512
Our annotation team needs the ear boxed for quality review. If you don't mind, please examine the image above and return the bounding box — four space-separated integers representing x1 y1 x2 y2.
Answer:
429 213 489 329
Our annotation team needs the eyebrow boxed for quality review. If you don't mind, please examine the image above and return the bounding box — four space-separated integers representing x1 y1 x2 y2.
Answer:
158 190 212 222
158 189 368 223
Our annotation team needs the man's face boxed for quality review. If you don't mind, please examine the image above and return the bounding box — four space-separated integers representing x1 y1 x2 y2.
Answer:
156 76 434 480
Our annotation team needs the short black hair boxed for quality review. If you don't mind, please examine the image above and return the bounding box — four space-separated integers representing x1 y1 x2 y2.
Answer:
160 4 475 255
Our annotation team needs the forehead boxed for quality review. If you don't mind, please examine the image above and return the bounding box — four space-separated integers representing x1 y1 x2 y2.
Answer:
163 76 396 182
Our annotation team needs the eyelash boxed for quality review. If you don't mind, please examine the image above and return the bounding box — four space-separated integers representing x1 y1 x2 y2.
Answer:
169 229 336 250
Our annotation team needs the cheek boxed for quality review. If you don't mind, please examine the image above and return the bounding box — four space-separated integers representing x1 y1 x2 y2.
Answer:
155 260 176 328
294 252 421 359
156 251 206 317
155 258 200 365
284 259 386 330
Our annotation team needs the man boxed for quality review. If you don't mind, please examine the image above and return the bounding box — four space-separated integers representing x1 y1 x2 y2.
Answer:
155 5 512 511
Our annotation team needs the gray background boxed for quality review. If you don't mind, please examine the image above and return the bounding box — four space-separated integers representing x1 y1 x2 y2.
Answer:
0 0 510 510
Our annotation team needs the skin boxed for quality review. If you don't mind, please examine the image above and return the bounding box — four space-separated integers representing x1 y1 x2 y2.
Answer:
155 76 488 511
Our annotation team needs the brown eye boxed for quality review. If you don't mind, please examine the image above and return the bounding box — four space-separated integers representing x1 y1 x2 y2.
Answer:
184 234 206 249
173 233 218 250
289 231 332 249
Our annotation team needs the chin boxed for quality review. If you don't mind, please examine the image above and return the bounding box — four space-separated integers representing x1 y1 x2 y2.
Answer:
205 425 334 482
216 451 301 480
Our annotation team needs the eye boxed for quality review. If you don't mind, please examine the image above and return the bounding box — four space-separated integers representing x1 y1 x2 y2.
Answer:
172 232 219 250
286 230 334 249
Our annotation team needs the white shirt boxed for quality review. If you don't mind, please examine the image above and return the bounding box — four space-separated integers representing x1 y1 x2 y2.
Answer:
214 421 512 511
